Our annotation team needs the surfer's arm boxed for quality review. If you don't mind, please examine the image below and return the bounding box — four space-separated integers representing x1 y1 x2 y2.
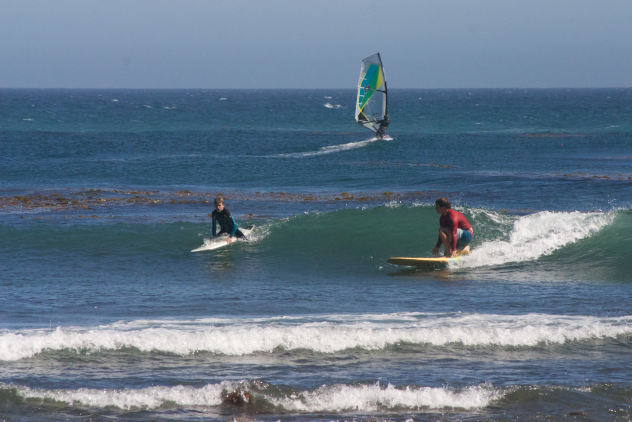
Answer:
228 214 238 238
212 214 217 237
222 216 238 244
450 217 459 251
434 234 443 256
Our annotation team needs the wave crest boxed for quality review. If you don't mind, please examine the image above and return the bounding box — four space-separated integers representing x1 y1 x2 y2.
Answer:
1 381 502 412
2 313 629 361
454 210 615 268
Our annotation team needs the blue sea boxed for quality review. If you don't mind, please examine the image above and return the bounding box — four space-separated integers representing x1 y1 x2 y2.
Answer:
1 88 631 421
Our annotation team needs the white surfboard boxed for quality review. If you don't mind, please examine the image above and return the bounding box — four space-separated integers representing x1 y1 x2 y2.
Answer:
191 225 254 252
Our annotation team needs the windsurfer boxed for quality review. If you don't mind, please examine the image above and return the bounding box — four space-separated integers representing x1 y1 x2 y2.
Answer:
373 113 390 139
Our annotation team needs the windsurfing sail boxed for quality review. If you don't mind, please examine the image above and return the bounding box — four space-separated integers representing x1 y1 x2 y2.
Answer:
355 53 387 134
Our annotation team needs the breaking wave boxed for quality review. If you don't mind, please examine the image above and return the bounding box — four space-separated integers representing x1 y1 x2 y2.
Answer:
453 210 615 268
1 313 630 361
1 380 502 412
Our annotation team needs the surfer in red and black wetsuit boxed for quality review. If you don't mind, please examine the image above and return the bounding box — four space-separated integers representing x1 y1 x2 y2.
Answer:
432 197 473 258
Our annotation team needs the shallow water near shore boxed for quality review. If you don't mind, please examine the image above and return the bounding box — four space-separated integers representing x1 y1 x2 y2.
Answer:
1 88 632 421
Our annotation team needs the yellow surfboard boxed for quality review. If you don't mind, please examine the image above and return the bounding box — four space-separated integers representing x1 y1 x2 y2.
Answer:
387 250 469 267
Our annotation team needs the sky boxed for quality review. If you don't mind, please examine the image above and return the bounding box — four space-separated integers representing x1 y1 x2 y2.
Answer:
1 0 631 89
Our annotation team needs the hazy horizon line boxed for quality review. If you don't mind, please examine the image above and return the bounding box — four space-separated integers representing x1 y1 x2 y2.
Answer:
2 86 631 91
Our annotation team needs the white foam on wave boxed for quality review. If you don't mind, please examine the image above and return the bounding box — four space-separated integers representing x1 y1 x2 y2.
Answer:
196 224 267 248
454 211 615 268
324 103 342 109
2 381 502 411
3 381 229 410
273 383 501 412
385 200 405 208
273 137 378 158
1 313 630 361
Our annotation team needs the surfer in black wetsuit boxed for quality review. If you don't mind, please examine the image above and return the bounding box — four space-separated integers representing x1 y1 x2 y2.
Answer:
373 113 390 139
211 197 245 244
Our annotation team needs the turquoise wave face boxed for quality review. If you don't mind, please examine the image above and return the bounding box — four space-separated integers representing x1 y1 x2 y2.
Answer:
242 205 631 280
3 205 630 281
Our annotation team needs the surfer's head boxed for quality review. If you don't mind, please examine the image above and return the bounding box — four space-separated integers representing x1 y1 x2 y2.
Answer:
214 197 225 211
435 197 451 209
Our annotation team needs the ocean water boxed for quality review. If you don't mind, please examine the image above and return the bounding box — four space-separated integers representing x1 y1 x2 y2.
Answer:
1 88 631 421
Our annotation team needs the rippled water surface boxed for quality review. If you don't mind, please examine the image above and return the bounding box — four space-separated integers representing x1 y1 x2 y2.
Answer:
1 89 631 421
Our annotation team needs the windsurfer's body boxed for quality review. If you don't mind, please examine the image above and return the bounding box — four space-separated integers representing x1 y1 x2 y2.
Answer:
373 113 390 139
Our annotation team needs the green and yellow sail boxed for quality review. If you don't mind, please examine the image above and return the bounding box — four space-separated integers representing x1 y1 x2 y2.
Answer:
355 53 387 134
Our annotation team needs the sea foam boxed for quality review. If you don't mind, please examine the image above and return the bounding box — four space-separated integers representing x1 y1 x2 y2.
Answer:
1 313 629 361
2 381 502 411
271 382 501 412
3 382 227 409
455 210 615 268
